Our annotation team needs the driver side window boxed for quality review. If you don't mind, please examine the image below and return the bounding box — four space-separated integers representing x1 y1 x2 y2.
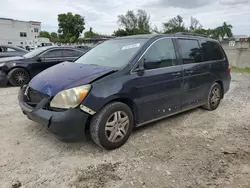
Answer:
41 50 62 58
143 38 177 70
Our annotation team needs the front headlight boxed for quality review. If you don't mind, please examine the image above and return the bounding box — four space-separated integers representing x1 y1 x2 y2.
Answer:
50 84 91 109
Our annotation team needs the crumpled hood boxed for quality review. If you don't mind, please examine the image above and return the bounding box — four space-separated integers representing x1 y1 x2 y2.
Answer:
29 62 115 96
0 56 25 62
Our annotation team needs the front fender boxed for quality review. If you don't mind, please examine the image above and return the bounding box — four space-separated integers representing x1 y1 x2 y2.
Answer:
82 81 124 112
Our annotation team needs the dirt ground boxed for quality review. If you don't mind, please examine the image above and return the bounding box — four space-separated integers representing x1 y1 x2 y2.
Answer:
0 72 250 188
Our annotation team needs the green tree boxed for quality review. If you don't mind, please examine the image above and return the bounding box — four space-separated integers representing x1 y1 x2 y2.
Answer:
38 31 50 38
50 32 58 43
113 29 129 36
163 15 187 34
192 29 207 35
116 9 151 35
84 27 100 38
214 22 233 38
189 17 203 31
58 12 85 43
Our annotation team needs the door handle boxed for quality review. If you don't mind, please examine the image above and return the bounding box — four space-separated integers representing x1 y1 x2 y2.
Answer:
185 70 194 74
172 72 181 77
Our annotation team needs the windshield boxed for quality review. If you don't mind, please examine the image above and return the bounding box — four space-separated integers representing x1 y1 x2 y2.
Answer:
74 39 147 68
23 47 51 58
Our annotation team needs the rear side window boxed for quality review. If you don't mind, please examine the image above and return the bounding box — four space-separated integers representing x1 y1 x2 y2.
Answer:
143 38 177 69
63 49 81 57
41 49 62 58
200 41 224 61
178 39 202 64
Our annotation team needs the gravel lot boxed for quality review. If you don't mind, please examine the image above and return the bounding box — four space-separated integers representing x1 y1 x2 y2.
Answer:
0 73 250 188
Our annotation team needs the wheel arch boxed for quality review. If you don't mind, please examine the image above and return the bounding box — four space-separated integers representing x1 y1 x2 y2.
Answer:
8 66 31 78
85 96 139 131
109 97 138 124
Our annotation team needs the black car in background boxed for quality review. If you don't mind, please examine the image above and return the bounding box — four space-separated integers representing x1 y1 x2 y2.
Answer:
0 46 85 86
0 45 28 58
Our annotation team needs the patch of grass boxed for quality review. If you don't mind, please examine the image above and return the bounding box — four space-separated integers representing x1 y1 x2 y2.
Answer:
231 67 250 73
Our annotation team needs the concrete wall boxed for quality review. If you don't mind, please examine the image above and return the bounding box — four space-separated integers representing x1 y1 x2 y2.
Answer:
221 41 250 68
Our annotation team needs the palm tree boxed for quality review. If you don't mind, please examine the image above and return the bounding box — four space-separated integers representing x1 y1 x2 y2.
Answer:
222 22 233 37
214 22 233 39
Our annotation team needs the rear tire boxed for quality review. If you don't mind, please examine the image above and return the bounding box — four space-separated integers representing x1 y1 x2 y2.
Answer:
202 83 222 111
8 68 30 87
90 102 134 150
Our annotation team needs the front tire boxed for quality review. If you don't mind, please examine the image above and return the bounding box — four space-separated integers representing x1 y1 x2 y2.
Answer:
8 68 30 87
90 102 134 150
202 83 222 111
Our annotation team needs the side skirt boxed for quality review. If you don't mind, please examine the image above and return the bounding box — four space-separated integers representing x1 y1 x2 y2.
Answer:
136 102 206 127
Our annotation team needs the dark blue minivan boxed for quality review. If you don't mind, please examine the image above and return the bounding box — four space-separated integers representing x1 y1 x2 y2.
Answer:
18 33 231 150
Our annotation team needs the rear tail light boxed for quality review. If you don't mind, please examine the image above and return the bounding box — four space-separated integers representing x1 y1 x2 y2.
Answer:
227 65 231 72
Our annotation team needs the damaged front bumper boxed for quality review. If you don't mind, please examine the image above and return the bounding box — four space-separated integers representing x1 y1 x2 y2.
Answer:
18 85 90 141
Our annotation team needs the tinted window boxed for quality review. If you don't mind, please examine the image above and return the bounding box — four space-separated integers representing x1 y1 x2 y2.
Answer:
41 50 62 58
23 46 51 58
143 38 177 70
178 39 202 64
200 41 224 61
63 49 80 57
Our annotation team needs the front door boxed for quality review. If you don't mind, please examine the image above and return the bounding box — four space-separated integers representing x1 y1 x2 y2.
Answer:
32 49 64 76
131 38 183 124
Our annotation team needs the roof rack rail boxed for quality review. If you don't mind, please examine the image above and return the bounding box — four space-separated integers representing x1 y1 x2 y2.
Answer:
175 32 208 38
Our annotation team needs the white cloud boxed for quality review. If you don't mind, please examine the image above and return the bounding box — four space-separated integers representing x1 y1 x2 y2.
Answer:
219 0 250 5
0 0 250 35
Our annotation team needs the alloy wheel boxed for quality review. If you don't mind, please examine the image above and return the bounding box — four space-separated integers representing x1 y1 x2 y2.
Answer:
13 70 29 86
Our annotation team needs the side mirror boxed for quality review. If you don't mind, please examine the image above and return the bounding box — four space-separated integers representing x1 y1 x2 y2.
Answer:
136 59 145 76
37 57 45 62
37 57 42 62
144 59 162 69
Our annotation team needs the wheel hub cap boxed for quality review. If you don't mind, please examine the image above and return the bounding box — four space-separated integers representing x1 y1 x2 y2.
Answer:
105 111 129 143
211 87 220 106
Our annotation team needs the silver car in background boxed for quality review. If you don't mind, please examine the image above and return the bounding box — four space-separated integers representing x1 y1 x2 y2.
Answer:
0 45 28 58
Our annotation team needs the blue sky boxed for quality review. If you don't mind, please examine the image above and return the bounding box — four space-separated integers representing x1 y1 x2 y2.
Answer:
1 0 250 36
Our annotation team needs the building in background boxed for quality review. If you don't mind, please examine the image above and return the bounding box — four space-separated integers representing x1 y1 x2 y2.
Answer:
0 17 46 47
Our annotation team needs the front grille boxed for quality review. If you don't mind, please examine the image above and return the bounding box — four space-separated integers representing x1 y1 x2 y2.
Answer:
25 87 49 107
